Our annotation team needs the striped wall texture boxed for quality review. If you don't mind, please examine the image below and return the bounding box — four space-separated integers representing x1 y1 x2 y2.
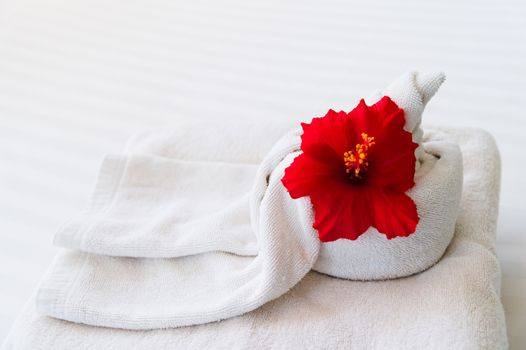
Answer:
0 0 525 347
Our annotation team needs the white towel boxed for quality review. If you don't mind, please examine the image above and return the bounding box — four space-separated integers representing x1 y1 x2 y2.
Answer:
2 128 507 349
41 122 322 329
36 72 465 329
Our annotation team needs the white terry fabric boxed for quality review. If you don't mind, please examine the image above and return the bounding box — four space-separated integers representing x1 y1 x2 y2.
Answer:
53 120 298 258
56 155 260 258
38 137 320 329
2 128 507 349
36 128 463 329
37 72 464 329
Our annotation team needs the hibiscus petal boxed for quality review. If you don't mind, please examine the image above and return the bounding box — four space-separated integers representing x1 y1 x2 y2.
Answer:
345 99 382 140
370 96 407 134
367 132 416 191
311 185 373 242
370 189 419 239
300 109 356 164
281 153 343 199
364 98 417 191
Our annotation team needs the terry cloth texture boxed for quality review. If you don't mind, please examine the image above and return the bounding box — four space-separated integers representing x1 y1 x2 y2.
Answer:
33 72 467 330
2 128 507 349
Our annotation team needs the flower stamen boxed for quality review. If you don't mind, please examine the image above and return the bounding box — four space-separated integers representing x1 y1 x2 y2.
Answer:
343 132 376 179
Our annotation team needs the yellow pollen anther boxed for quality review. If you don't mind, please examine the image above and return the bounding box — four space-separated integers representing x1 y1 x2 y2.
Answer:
343 132 376 179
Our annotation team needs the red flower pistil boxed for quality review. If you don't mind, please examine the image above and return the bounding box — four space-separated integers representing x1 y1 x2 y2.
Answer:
343 132 376 180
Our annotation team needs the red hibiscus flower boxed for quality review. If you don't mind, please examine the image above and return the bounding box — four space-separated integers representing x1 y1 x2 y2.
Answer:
281 96 419 242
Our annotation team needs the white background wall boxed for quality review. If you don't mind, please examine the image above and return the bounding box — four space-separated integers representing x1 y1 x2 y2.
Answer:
0 0 525 347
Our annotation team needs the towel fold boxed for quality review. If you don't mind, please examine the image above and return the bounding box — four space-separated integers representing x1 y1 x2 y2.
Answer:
55 155 261 258
4 128 507 350
55 119 300 258
42 123 322 330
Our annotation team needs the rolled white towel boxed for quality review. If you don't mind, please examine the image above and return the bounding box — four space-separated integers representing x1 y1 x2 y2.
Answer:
308 72 463 279
312 130 463 279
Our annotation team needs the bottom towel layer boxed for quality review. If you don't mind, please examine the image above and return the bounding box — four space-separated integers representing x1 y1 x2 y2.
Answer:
2 128 508 350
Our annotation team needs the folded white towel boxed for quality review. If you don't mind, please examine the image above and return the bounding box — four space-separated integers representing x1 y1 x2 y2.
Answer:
56 155 261 258
3 128 507 349
38 72 465 329
43 124 322 330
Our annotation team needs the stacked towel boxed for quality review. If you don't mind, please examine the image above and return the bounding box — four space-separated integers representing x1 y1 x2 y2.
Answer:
29 72 470 331
0 72 508 349
42 120 321 330
2 127 507 349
